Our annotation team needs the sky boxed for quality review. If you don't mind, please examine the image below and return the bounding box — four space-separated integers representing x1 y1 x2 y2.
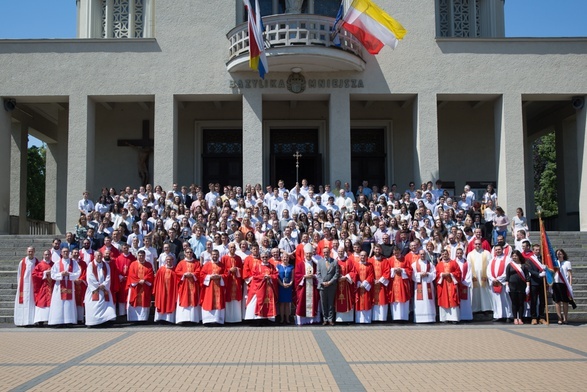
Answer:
1 0 586 147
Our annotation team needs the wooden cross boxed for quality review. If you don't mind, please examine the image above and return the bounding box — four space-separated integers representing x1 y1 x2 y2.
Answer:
117 120 153 187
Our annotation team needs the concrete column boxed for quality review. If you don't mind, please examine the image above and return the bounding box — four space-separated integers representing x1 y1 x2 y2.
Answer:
242 90 263 186
10 121 27 233
0 107 11 234
154 94 178 191
413 92 439 185
522 107 535 225
46 110 69 234
561 118 579 230
67 95 95 232
554 122 568 230
329 92 350 186
494 93 526 219
577 96 587 231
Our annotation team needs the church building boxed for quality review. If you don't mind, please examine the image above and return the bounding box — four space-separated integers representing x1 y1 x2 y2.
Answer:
1 0 586 234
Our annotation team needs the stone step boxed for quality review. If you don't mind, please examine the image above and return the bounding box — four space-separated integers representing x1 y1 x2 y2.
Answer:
0 316 14 324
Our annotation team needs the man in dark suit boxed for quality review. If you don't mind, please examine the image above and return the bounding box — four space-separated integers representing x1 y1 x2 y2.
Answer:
316 245 340 325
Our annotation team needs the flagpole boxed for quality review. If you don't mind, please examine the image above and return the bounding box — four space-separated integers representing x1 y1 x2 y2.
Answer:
538 209 550 325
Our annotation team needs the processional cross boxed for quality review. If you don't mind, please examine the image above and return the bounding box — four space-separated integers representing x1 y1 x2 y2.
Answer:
117 120 154 187
293 150 302 184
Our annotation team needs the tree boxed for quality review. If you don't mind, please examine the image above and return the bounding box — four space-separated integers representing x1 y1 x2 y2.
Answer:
27 145 46 220
532 132 557 217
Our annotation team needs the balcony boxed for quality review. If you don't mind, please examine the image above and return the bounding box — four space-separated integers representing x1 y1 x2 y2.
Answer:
226 14 366 73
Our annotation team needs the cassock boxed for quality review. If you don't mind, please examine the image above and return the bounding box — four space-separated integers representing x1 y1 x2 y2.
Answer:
456 257 473 321
412 259 436 323
14 256 39 326
294 258 320 325
222 253 243 323
370 256 390 321
243 254 262 320
355 260 375 323
126 261 154 321
388 256 412 321
74 259 88 322
85 260 116 326
48 258 81 325
175 259 202 323
153 265 178 323
200 260 227 324
32 260 53 323
436 259 461 322
487 255 512 319
335 256 356 323
248 261 279 320
115 252 136 315
467 249 493 313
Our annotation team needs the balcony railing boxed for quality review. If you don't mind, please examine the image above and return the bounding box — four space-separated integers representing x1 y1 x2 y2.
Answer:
228 14 364 61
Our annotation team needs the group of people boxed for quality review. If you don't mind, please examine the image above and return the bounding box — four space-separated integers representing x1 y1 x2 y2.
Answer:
13 179 575 327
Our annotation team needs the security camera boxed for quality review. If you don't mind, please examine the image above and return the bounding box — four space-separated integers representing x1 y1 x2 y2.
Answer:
3 98 16 112
572 97 584 110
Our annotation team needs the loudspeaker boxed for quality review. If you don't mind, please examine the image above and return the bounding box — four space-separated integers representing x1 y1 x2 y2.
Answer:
572 97 584 110
3 98 16 112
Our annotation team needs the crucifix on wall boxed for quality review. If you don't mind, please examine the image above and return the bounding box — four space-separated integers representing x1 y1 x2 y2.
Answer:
117 119 153 187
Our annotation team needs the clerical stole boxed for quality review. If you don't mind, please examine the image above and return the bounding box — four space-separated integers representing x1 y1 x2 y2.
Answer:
355 263 374 311
372 258 389 306
304 261 315 317
33 262 54 307
415 261 433 301
176 261 200 308
136 264 146 307
59 259 73 300
254 263 277 318
335 260 355 312
19 258 38 304
470 252 489 288
223 255 243 302
459 261 469 300
74 260 87 307
436 261 460 308
91 262 109 302
490 257 507 294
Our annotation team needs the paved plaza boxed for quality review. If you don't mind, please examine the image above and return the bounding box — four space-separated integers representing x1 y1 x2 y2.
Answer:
1 322 586 391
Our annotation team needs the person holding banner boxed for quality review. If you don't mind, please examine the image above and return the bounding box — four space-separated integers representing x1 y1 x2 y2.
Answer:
553 249 574 324
505 250 530 325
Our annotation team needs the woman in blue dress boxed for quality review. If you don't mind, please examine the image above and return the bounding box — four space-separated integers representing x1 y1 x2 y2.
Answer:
276 252 295 324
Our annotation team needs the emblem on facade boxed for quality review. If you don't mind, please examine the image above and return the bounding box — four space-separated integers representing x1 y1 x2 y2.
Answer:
287 72 306 94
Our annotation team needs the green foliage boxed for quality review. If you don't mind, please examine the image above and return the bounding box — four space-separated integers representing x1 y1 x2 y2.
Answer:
532 132 557 217
27 145 46 220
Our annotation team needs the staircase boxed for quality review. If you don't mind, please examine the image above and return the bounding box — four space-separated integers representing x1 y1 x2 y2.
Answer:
0 233 586 324
0 235 57 324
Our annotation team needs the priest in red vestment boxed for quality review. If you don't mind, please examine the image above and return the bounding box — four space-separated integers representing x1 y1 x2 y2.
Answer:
355 251 375 323
294 244 321 325
335 246 356 323
14 247 39 327
153 254 178 323
71 249 87 323
249 252 278 321
200 250 228 324
388 247 412 321
175 248 202 324
32 250 54 325
126 250 154 322
243 244 263 320
370 244 390 321
436 249 462 323
222 243 243 323
115 244 136 316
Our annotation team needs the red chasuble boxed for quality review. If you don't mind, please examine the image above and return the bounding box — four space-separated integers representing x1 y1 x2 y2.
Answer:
370 257 390 306
243 255 262 304
294 259 320 317
32 261 53 307
115 253 137 304
335 259 356 313
74 260 88 307
388 256 412 303
251 262 278 318
175 259 201 308
355 262 375 311
436 260 462 308
222 254 243 303
153 266 178 314
200 261 228 311
127 261 154 308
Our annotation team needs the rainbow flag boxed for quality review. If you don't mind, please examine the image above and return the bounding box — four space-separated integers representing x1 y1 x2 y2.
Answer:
243 0 268 79
342 0 407 54
539 215 558 285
